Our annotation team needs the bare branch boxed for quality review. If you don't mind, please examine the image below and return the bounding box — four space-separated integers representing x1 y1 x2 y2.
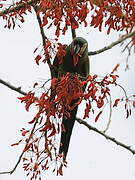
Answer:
0 78 26 95
88 30 135 56
76 117 135 154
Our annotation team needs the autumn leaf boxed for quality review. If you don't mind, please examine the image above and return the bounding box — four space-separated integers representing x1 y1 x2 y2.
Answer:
48 123 57 138
58 165 63 176
11 139 22 147
97 97 104 108
95 111 102 122
35 55 41 65
22 130 29 136
113 98 120 107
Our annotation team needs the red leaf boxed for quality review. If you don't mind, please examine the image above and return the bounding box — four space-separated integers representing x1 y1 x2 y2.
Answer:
35 55 41 65
48 123 56 138
33 163 39 171
71 18 79 29
133 101 135 108
110 74 118 83
95 111 102 122
58 165 63 176
97 97 104 108
28 117 36 124
22 130 29 136
83 102 91 119
11 140 22 146
11 143 19 146
55 26 60 37
113 98 120 107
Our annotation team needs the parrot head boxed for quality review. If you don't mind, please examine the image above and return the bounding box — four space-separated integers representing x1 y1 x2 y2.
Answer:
70 37 88 66
70 37 88 57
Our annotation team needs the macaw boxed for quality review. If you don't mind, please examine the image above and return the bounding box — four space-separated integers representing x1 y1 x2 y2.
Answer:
52 37 89 160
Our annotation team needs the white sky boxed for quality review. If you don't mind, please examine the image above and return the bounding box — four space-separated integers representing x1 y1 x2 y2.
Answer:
0 9 135 180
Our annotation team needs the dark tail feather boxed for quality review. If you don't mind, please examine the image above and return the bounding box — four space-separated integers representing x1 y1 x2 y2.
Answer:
59 106 78 160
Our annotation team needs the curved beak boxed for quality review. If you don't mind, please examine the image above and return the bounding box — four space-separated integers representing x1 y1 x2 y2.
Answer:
71 42 88 57
71 43 81 55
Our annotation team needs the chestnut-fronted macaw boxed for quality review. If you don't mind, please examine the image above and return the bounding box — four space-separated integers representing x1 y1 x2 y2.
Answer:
52 37 89 159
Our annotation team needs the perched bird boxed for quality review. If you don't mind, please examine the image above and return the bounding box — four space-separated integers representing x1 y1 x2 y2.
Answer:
52 37 89 160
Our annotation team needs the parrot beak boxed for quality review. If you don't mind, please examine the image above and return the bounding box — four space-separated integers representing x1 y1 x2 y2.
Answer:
71 43 81 55
71 42 87 57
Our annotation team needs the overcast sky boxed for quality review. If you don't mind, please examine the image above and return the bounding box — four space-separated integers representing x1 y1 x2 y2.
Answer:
0 9 135 180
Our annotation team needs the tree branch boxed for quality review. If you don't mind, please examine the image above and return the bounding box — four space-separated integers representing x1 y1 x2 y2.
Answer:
76 117 135 154
0 1 134 57
71 28 76 39
32 5 52 69
0 78 26 95
32 4 47 46
88 30 135 56
0 0 37 16
1 78 135 156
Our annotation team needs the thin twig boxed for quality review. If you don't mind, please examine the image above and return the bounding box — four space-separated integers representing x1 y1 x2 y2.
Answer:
0 78 26 95
88 30 135 56
76 117 135 154
103 95 113 133
32 5 47 46
0 118 38 175
71 28 76 39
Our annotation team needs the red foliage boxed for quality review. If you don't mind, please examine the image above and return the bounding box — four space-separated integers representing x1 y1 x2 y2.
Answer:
91 0 135 33
18 92 37 111
22 130 30 136
58 164 63 176
55 44 67 64
39 0 89 36
2 0 134 179
16 71 135 179
2 0 134 35
35 55 41 65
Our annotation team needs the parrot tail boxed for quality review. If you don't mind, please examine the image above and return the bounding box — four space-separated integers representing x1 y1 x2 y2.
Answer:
59 105 78 160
